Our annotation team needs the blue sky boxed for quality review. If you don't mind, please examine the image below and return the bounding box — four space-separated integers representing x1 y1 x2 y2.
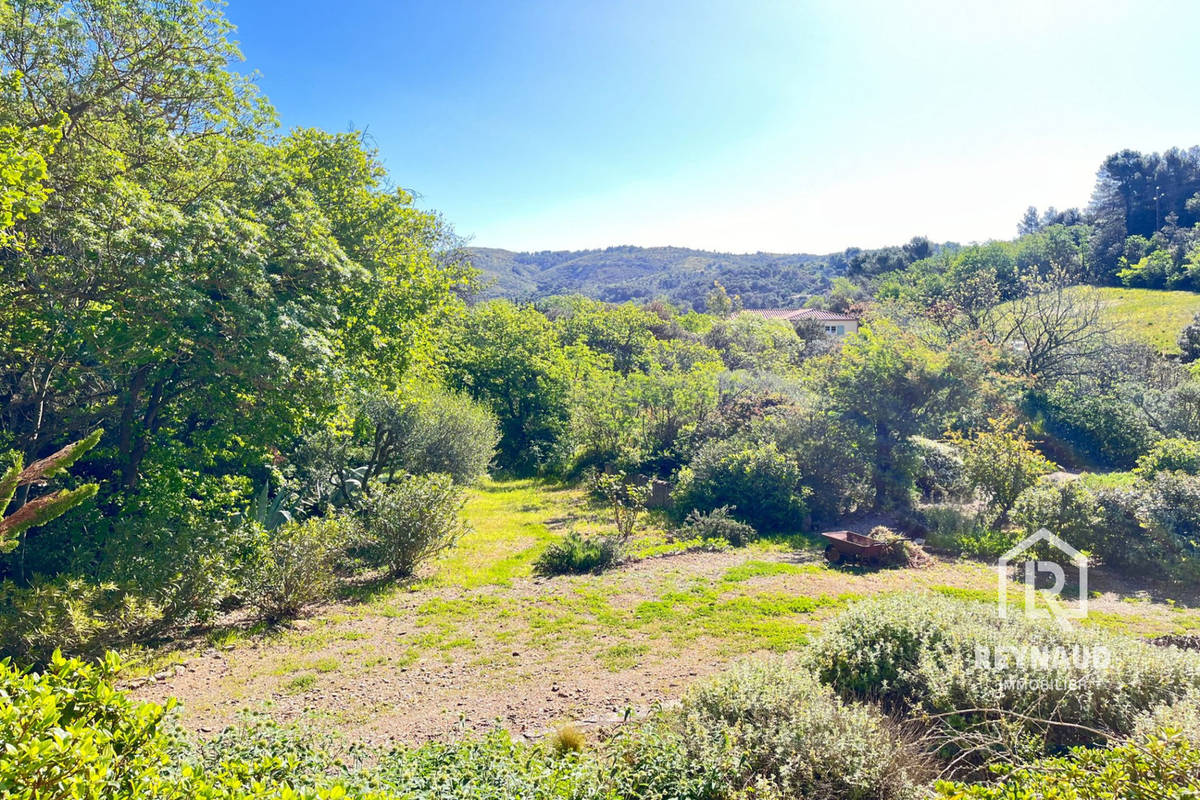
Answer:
227 0 1200 253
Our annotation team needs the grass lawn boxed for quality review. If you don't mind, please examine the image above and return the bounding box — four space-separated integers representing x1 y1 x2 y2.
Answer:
1096 286 1200 354
128 479 1200 745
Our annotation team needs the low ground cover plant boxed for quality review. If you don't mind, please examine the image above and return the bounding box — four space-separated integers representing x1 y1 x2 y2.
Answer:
10 613 1200 800
678 505 758 546
807 595 1200 758
533 530 622 576
2 651 923 800
936 731 1200 800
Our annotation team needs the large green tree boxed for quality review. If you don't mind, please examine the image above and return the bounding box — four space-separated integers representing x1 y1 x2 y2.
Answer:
442 301 575 474
0 0 468 576
820 320 990 509
0 72 58 247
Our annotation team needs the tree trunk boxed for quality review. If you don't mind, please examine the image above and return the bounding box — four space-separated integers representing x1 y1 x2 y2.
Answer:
872 424 903 511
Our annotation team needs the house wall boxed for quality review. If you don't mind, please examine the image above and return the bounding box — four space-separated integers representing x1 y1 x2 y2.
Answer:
820 319 858 337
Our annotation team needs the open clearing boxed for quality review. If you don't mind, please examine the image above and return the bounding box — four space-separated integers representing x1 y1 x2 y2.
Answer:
133 479 1200 746
1096 286 1200 353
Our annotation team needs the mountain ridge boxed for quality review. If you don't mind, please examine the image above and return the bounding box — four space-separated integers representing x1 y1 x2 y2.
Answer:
467 244 838 309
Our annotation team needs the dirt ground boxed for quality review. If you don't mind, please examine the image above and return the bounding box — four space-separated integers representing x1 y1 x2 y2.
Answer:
131 540 1194 746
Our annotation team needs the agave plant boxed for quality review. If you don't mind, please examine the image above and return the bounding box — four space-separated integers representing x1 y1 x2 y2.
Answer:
324 464 371 509
235 483 301 531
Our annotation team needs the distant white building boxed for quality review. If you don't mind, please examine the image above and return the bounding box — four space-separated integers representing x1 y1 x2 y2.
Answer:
739 308 859 337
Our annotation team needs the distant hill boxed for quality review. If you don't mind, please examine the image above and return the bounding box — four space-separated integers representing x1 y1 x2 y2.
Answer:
467 245 840 310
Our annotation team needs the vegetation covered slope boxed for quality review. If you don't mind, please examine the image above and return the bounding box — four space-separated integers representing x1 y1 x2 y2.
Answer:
469 245 833 308
1096 287 1200 354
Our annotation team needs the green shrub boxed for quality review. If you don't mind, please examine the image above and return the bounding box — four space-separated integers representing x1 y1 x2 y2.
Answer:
1158 379 1200 438
1140 471 1200 579
1039 474 1200 580
807 595 1200 754
936 731 1200 800
758 406 873 524
82 473 258 627
1010 479 1099 545
588 470 650 540
0 576 163 666
1026 385 1155 469
911 436 966 501
673 438 808 532
608 656 924 800
951 418 1055 522
533 531 622 576
396 387 501 484
359 473 468 578
242 516 349 622
922 504 981 546
678 506 758 546
1086 487 1163 573
1135 688 1200 748
922 506 1018 559
1135 437 1200 477
0 651 175 800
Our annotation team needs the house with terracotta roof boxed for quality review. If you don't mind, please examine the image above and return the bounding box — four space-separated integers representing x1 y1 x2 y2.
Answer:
739 308 859 337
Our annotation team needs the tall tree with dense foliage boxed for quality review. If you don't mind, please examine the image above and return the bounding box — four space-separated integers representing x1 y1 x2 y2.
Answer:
442 301 576 474
820 321 986 509
0 0 469 584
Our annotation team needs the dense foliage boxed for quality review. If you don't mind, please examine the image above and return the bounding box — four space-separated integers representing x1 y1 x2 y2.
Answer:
0 0 472 633
672 438 807 531
358 474 468 578
533 530 623 576
241 516 351 622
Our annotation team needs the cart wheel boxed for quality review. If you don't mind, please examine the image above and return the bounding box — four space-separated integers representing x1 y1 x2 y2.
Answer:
824 544 842 564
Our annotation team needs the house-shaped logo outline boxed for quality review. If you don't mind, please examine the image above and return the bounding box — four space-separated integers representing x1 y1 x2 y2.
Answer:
996 527 1088 627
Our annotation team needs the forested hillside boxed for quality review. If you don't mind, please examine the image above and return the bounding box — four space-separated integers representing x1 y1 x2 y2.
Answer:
469 245 834 307
474 147 1200 314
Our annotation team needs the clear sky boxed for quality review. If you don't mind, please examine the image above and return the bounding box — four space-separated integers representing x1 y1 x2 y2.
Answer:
226 0 1200 254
